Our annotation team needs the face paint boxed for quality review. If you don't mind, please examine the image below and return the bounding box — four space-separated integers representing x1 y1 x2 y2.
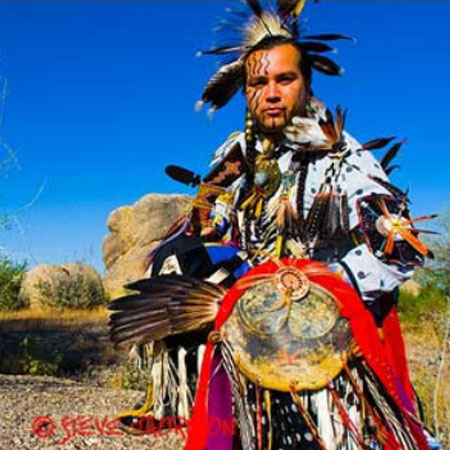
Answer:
245 44 308 134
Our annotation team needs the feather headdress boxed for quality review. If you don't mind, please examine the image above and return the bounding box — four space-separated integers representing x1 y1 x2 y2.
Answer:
196 0 352 113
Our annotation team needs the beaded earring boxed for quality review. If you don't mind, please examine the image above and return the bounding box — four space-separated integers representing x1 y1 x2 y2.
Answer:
245 109 253 144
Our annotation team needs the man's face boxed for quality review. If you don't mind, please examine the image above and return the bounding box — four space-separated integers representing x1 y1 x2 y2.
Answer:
245 43 308 134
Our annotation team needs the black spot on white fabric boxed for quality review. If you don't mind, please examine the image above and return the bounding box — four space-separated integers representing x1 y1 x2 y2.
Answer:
357 271 366 280
347 392 356 406
355 249 362 256
346 166 353 173
311 187 317 194
356 189 363 195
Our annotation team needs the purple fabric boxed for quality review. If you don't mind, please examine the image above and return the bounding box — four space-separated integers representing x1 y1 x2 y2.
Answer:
206 353 234 450
392 371 430 448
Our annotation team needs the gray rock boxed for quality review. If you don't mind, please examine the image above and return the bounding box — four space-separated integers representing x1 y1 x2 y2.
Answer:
102 193 192 299
19 263 104 309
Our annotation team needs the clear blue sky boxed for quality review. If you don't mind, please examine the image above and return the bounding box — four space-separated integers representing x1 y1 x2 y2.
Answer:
0 1 449 274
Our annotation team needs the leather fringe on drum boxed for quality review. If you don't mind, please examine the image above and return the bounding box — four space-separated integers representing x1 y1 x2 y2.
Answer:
221 339 419 450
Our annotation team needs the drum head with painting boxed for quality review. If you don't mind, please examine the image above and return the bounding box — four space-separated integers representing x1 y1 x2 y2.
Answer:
223 264 353 391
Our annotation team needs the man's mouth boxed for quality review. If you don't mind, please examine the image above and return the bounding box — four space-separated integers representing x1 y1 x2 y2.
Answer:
264 108 285 117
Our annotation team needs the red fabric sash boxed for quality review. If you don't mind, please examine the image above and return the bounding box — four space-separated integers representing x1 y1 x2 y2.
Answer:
184 259 429 450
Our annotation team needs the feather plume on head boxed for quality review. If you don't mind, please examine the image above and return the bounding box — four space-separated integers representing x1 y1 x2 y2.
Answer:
243 12 291 47
195 0 352 113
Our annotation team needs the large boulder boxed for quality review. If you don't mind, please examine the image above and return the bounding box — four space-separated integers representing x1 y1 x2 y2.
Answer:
102 193 192 299
19 263 104 309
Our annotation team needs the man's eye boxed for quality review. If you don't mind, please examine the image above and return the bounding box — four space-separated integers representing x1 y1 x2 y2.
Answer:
279 76 294 84
250 80 266 87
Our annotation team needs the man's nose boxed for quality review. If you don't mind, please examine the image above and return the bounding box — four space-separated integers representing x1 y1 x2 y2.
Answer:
265 82 281 102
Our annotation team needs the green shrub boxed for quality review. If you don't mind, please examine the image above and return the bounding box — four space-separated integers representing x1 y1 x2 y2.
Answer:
35 272 107 310
398 284 449 330
110 362 149 390
21 337 66 376
414 212 450 295
0 256 27 311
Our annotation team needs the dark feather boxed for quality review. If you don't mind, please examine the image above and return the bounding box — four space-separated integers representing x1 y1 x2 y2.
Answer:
334 105 347 139
199 45 242 56
109 308 168 327
368 175 408 201
299 41 334 54
302 33 354 41
413 214 438 222
304 191 329 239
201 59 244 109
277 0 304 19
309 54 343 76
340 192 350 233
125 275 216 294
108 274 226 346
361 136 395 151
413 229 439 235
380 141 404 169
165 165 201 187
108 295 169 312
319 108 337 143
110 313 169 335
384 165 400 176
246 0 263 17
110 321 172 346
324 192 340 236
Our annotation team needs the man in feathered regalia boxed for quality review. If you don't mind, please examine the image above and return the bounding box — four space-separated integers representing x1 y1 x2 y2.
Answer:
108 1 439 449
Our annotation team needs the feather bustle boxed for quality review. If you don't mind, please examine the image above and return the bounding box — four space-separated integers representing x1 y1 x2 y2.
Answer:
108 274 225 345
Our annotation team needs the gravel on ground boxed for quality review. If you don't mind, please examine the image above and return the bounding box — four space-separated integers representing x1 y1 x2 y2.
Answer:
0 374 183 450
